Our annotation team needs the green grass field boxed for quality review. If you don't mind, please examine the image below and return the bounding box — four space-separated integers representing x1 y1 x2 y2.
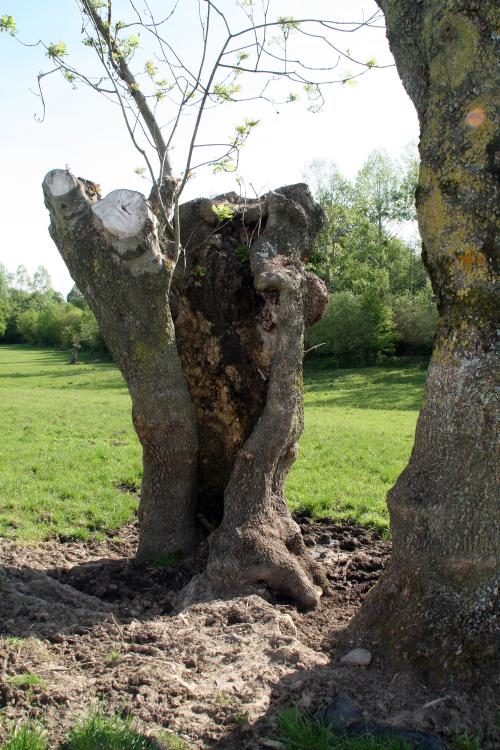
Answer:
0 346 427 542
287 357 427 529
0 346 141 543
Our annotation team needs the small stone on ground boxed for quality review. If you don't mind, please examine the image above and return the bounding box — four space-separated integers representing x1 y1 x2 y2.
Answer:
340 647 372 666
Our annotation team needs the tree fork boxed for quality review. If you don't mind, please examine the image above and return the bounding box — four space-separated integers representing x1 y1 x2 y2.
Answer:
43 170 199 562
44 173 329 607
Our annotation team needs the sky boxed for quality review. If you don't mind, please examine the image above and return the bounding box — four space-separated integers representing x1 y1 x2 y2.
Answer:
0 0 419 294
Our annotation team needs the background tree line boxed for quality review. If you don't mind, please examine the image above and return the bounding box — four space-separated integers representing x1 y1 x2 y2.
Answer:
305 147 437 365
0 264 105 353
0 146 435 364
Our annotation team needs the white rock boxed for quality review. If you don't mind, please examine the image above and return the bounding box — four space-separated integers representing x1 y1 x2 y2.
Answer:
339 647 372 666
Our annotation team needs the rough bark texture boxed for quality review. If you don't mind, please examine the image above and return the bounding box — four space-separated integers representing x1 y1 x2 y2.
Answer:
178 186 330 608
43 172 199 563
172 191 326 527
171 196 272 524
344 0 499 680
44 174 328 606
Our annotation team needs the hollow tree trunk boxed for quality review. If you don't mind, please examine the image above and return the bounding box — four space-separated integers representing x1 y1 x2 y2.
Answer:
173 186 329 607
171 195 273 525
44 173 328 606
344 0 499 679
171 191 323 519
43 171 199 562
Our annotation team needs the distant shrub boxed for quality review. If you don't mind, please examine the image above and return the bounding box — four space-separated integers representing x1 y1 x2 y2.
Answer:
391 287 437 354
79 306 107 353
306 290 395 366
10 297 106 353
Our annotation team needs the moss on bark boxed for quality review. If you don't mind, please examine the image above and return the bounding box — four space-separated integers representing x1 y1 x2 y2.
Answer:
346 0 500 682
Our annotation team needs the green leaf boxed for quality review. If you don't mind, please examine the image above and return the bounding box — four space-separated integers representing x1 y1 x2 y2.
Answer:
211 203 235 221
117 33 140 60
47 41 68 59
235 245 251 262
193 265 207 278
213 159 237 174
88 0 108 10
213 82 241 102
145 59 158 77
277 16 300 32
0 14 16 35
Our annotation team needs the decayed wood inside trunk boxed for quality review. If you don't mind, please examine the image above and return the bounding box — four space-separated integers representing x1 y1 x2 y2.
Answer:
171 196 271 524
44 172 329 606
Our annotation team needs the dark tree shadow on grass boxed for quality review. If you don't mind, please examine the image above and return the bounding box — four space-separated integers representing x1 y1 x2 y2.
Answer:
0 368 126 390
304 366 429 412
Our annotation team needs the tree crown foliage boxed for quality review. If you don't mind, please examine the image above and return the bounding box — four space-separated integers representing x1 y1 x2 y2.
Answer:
0 268 105 352
303 149 437 365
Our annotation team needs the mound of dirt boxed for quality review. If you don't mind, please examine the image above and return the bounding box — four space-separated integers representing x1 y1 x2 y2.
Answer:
1 519 498 748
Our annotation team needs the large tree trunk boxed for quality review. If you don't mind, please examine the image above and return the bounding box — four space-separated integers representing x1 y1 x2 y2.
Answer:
174 187 329 607
44 173 328 606
43 172 199 562
344 0 499 679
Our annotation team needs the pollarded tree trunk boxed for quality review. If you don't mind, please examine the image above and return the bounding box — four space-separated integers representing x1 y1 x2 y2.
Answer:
171 194 275 525
172 189 327 526
344 0 499 679
43 171 199 563
174 186 329 607
44 172 329 606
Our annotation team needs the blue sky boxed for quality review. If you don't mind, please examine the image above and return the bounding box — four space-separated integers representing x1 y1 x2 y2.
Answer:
1 0 419 294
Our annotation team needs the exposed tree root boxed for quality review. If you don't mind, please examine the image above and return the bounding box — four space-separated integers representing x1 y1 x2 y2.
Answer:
205 511 330 610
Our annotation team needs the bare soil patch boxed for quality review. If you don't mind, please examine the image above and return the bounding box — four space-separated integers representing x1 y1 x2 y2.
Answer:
1 518 498 748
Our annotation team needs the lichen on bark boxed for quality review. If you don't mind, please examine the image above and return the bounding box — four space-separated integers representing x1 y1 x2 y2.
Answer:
43 172 329 607
343 0 500 681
